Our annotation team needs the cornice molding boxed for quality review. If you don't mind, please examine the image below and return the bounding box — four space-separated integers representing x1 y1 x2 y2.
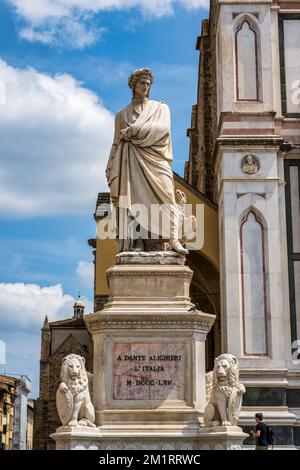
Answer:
85 313 215 333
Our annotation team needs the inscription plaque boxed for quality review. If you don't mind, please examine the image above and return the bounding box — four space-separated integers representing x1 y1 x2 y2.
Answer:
113 342 185 400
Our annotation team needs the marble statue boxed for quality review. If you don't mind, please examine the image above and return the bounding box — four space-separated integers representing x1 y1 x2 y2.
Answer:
204 354 245 427
105 68 188 255
176 189 197 245
241 153 260 174
56 354 96 427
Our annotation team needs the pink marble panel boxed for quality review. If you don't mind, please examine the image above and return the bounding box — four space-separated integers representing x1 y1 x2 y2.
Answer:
113 342 185 400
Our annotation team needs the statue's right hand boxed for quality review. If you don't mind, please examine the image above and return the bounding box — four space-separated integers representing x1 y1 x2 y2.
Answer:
59 382 68 393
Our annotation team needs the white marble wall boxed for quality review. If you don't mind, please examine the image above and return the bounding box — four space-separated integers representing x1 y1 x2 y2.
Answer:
241 211 267 355
283 19 300 114
289 166 300 252
218 145 291 368
216 1 277 115
215 1 296 372
294 262 300 338
236 21 258 100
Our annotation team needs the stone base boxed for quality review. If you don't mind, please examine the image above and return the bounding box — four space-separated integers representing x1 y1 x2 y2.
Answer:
103 254 194 313
51 425 247 450
116 251 185 266
84 259 215 429
75 257 219 451
50 426 101 450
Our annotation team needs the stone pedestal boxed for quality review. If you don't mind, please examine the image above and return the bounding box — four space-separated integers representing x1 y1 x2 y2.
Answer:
84 252 215 449
51 253 244 449
51 425 247 450
51 426 101 450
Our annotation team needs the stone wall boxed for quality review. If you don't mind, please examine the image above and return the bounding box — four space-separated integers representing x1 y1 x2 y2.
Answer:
186 0 219 202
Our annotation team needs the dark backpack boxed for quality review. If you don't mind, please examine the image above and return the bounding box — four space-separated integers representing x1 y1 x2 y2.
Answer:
266 425 275 445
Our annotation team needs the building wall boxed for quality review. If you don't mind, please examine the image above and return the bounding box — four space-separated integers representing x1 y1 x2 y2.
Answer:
12 376 31 450
0 375 16 450
214 0 300 367
26 401 34 450
186 4 219 201
186 0 300 446
51 328 90 352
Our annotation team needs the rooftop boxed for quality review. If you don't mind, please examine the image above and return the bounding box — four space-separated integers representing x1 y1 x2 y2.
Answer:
49 316 86 328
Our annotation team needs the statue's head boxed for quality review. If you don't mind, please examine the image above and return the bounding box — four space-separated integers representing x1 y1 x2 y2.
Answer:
128 68 154 98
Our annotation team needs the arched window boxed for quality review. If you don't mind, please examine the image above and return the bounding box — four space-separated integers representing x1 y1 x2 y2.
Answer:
235 18 260 101
240 210 268 355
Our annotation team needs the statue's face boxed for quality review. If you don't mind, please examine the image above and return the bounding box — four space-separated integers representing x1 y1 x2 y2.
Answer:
134 77 151 99
67 359 81 379
246 155 253 165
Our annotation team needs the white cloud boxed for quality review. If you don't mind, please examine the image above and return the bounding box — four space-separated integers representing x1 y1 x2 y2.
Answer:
178 0 209 10
0 282 92 330
76 261 94 287
9 0 209 47
0 59 114 217
19 15 105 48
9 1 106 47
0 283 93 396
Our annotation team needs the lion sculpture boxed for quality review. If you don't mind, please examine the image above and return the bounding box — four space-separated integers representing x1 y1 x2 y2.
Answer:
56 354 96 427
204 354 245 427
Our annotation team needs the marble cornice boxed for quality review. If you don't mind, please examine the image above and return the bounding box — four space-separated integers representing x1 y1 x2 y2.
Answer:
84 312 215 333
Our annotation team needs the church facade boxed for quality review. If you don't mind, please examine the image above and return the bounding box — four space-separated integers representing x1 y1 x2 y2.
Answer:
185 0 300 447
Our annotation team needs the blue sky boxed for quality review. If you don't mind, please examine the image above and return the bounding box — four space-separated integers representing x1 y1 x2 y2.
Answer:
0 0 208 396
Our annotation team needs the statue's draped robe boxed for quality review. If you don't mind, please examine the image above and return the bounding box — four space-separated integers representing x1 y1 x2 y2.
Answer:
106 99 179 250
